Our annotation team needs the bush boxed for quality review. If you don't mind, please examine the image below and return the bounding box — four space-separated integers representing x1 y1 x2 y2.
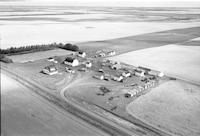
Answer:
59 43 79 52
0 55 13 63
0 54 5 59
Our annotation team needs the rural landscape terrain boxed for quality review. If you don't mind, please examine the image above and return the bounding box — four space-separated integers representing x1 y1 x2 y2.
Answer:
1 5 200 136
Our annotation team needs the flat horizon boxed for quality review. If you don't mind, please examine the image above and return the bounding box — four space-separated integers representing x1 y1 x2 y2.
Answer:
1 1 200 7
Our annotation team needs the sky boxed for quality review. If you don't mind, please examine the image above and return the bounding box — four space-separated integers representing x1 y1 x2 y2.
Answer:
0 0 200 7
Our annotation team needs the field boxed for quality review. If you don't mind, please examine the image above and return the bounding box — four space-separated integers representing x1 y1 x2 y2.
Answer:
1 73 108 136
110 44 200 85
79 26 200 55
7 49 72 63
1 5 200 136
126 80 200 136
1 6 200 49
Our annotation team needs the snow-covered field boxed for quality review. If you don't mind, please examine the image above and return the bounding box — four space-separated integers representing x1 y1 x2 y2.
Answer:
111 44 200 84
126 80 200 136
1 73 107 136
1 21 200 49
1 6 200 49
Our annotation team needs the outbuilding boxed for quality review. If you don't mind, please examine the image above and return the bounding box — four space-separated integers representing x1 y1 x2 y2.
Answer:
64 57 79 67
111 64 121 70
138 86 144 92
93 75 104 80
42 65 58 75
122 71 131 77
99 53 106 57
65 67 75 73
124 89 137 98
85 61 92 68
138 66 151 73
107 51 116 56
134 71 145 77
47 57 54 62
78 51 86 58
148 70 165 77
112 75 123 82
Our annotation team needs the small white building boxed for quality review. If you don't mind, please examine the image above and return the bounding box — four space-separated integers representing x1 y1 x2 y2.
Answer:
107 51 116 56
111 64 121 70
64 57 79 67
112 75 123 82
85 61 92 68
65 67 75 73
150 80 156 86
138 86 144 92
109 60 116 64
47 57 54 62
78 51 86 58
93 75 104 80
148 70 164 77
124 89 137 98
122 71 131 77
158 72 165 77
144 82 152 89
134 71 145 77
42 65 58 75
99 53 106 57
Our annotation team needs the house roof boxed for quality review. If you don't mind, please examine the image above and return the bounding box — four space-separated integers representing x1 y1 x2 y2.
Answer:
44 65 57 72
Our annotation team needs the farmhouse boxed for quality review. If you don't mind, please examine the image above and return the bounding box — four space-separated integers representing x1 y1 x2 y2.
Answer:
64 57 79 67
42 65 58 75
78 51 86 58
